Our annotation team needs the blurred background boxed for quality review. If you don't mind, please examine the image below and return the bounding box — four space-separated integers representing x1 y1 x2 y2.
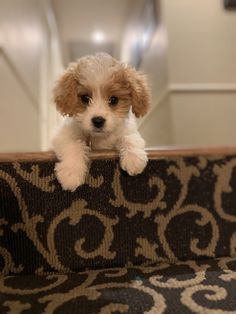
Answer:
0 0 236 152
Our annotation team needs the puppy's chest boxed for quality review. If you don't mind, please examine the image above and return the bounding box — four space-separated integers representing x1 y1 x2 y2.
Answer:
90 134 118 150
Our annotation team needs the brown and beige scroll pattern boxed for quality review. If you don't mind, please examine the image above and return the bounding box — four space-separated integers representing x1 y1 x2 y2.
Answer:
52 199 118 260
0 258 236 313
0 274 68 295
14 161 104 190
181 284 236 314
156 159 219 261
110 164 166 218
13 162 56 192
218 257 236 282
0 167 69 273
230 233 236 256
0 168 117 273
38 272 166 314
85 172 104 188
3 301 31 314
0 156 236 277
214 159 236 223
150 260 209 288
98 304 129 314
1 266 160 314
135 237 162 261
0 218 23 275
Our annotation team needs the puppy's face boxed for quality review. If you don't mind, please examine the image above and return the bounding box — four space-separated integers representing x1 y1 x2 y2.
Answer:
54 53 151 136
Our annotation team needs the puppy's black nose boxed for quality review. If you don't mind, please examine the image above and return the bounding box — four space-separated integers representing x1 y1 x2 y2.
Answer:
92 116 106 129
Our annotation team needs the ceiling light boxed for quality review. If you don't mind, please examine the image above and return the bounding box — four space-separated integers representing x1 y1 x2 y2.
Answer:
92 30 106 44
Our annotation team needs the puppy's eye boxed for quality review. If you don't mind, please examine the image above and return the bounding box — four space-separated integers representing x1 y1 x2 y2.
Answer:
109 96 119 106
80 95 90 105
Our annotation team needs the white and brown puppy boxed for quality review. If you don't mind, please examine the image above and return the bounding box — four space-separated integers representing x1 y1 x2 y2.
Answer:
52 53 151 191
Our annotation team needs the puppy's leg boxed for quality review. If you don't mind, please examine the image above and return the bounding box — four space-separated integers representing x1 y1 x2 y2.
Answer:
119 132 148 176
52 122 90 191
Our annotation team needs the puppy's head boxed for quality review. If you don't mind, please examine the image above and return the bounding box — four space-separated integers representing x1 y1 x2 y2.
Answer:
53 53 151 135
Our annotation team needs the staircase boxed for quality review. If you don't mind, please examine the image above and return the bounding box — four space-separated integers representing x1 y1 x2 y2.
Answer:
0 148 236 313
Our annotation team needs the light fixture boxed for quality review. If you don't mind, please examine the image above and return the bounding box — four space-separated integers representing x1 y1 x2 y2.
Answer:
92 30 106 44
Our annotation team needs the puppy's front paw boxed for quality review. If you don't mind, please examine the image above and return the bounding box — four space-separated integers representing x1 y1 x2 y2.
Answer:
55 161 87 191
120 152 148 176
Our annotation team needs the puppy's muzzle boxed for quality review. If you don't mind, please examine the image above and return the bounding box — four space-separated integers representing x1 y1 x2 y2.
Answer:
92 116 106 129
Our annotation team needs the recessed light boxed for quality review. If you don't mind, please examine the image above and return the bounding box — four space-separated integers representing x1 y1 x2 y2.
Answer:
92 30 106 44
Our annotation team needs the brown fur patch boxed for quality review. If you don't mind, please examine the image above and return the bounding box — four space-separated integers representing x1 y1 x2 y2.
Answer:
111 99 131 118
53 65 94 116
53 66 80 116
101 68 131 118
125 66 151 118
53 55 151 119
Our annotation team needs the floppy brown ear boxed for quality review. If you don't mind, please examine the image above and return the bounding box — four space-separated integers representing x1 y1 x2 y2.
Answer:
126 66 151 118
53 66 78 116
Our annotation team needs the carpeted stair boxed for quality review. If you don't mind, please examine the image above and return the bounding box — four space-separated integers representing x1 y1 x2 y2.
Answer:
0 148 236 313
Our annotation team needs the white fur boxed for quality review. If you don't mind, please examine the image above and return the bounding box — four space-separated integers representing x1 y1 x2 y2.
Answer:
52 53 149 191
52 112 147 191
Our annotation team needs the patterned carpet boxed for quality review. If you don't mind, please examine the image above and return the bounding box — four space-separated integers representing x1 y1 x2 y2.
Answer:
0 153 236 313
1 257 236 313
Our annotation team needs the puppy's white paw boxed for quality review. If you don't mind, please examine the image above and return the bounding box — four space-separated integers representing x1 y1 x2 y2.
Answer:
55 161 87 191
120 152 148 176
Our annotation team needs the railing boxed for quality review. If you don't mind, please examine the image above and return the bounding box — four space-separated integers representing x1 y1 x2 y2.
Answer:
1 146 236 162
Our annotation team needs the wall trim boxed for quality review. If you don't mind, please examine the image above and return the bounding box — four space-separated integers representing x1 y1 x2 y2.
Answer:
138 83 236 131
1 146 236 162
169 83 236 93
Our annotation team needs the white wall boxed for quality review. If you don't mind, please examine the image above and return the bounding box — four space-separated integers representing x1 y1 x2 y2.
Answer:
170 92 236 147
0 0 44 152
40 0 64 151
52 0 132 43
162 0 236 147
2 0 234 151
120 0 171 146
0 0 45 104
0 0 64 152
139 0 236 148
163 0 236 85
0 52 40 152
139 94 173 147
138 23 172 146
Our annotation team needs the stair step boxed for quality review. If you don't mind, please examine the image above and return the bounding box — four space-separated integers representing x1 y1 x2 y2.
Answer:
0 256 236 313
0 150 236 275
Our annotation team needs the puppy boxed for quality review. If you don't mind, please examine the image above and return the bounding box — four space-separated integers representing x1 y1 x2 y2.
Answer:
52 53 151 191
